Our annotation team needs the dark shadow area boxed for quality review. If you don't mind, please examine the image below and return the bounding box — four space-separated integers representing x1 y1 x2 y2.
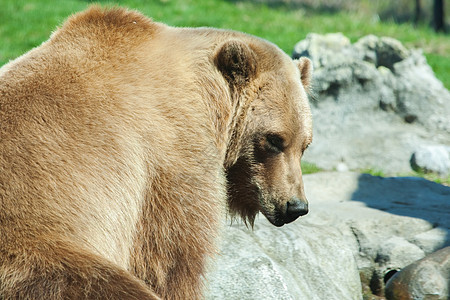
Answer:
351 173 450 247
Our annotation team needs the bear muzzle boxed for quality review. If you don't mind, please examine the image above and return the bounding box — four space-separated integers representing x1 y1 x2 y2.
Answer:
265 197 308 227
285 197 309 223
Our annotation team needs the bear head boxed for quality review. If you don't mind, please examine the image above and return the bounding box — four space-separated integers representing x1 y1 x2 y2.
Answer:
215 39 313 227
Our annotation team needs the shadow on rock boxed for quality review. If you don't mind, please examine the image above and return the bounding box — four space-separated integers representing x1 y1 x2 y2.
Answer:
351 174 450 241
351 173 450 297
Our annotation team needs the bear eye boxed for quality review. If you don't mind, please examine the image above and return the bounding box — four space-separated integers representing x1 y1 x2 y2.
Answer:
265 134 285 153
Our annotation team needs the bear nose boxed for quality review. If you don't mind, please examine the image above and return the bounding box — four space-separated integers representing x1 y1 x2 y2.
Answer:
285 197 308 223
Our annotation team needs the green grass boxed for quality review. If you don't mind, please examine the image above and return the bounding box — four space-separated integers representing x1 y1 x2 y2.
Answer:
410 170 450 186
301 161 322 174
360 168 386 178
1 0 449 89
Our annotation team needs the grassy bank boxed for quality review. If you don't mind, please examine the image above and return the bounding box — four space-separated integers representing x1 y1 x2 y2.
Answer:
1 0 449 89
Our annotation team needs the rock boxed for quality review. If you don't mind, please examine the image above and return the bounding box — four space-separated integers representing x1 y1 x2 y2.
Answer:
371 236 425 294
376 237 425 271
385 247 450 300
205 225 293 300
354 35 410 70
410 145 450 176
393 52 450 132
205 219 362 300
304 172 450 297
293 33 450 174
411 227 449 254
205 172 450 299
293 33 352 69
336 161 349 172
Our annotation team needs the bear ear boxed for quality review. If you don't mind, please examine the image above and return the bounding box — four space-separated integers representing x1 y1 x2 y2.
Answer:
295 57 313 89
215 40 257 88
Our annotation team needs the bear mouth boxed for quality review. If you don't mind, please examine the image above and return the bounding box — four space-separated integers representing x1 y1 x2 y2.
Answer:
258 193 288 227
270 218 286 227
261 204 307 227
257 190 306 227
261 210 286 227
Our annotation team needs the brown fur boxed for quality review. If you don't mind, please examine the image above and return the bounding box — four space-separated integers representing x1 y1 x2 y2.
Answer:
0 6 313 299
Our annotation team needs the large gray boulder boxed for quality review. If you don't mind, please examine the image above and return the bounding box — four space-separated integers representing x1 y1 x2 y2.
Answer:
205 172 450 299
293 33 450 174
205 220 362 300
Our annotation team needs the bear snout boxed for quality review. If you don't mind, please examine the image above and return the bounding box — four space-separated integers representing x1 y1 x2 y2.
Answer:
265 197 309 227
284 197 309 223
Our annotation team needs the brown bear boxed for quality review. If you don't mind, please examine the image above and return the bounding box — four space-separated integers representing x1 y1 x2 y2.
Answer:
0 6 313 300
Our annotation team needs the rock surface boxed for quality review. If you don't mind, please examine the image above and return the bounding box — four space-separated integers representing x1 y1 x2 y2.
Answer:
205 172 450 299
292 33 450 174
385 247 450 300
410 145 450 176
205 219 362 300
